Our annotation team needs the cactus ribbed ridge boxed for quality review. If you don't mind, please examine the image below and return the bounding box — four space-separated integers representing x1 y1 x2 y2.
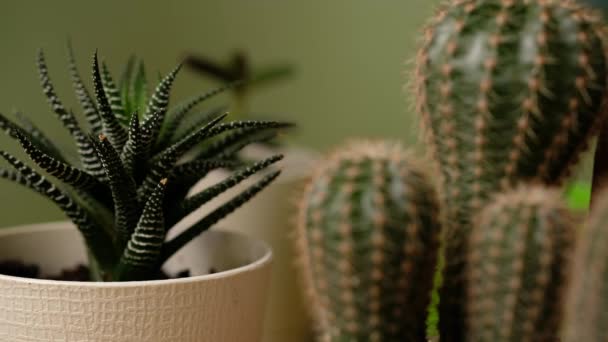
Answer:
414 0 608 338
564 188 608 342
296 141 441 341
465 186 576 341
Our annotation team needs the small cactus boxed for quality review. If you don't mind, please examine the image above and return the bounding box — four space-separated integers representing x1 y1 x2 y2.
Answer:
295 140 442 341
466 186 577 341
414 0 608 337
564 188 608 341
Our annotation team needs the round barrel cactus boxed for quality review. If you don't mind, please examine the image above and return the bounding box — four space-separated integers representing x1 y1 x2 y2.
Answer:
466 185 576 341
295 140 442 341
414 0 608 338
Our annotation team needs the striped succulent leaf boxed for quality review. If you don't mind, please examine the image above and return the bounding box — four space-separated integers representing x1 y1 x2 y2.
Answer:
167 106 227 145
114 179 167 281
169 154 282 226
140 64 182 142
0 112 65 162
195 125 279 161
38 50 103 176
0 151 117 268
120 113 142 178
92 51 129 151
158 81 239 146
137 113 228 199
14 130 102 191
92 134 139 248
67 41 102 134
13 112 66 162
165 159 240 203
160 170 281 263
101 62 128 125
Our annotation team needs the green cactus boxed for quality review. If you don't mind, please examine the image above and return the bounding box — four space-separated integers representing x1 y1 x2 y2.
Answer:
295 140 442 341
465 185 576 341
564 187 608 341
414 0 608 338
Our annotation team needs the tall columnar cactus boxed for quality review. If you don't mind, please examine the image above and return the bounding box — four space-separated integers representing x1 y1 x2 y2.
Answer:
564 188 608 341
295 141 442 341
414 0 608 338
466 186 576 341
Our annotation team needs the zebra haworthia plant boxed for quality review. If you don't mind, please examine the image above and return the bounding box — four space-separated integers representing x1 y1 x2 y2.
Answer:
0 46 292 281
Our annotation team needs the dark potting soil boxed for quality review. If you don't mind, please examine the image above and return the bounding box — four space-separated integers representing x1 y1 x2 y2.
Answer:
0 260 195 281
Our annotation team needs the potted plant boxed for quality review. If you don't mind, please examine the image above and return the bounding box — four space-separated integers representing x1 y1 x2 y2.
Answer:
183 52 318 341
293 0 608 341
0 44 292 341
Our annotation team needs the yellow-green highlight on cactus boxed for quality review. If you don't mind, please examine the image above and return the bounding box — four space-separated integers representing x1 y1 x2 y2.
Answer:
466 185 577 341
295 140 442 341
414 0 608 339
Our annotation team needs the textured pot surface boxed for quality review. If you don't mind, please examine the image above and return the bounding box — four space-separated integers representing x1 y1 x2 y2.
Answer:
0 222 272 342
181 145 318 342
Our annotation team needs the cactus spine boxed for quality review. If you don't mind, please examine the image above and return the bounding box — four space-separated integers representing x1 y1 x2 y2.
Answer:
466 186 576 341
414 0 608 338
296 141 442 341
564 188 608 341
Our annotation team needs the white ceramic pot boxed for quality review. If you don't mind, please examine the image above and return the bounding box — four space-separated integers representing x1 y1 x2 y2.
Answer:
177 145 318 342
0 221 272 342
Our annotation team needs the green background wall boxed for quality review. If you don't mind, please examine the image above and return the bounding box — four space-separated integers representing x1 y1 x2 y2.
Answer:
0 0 442 225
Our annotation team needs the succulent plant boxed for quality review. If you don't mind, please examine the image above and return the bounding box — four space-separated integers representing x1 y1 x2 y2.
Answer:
465 185 576 341
295 140 442 341
414 0 608 337
564 187 608 341
0 45 292 281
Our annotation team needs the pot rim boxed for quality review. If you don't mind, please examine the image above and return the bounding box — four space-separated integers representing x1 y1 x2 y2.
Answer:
0 221 272 287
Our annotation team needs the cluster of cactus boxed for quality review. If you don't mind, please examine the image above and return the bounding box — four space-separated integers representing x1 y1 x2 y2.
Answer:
295 0 608 341
415 0 608 339
0 44 291 281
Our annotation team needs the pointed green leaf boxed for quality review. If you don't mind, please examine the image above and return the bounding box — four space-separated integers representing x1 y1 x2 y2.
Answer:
195 126 280 161
119 55 136 114
140 64 182 152
67 41 102 134
38 49 103 175
169 154 282 226
92 134 139 248
161 170 281 263
167 106 226 145
133 61 148 116
0 151 117 268
115 179 167 281
120 112 143 179
101 62 128 125
138 113 227 199
92 51 129 151
14 130 103 190
159 82 239 146
166 159 240 204
37 49 82 135
0 112 65 162
154 119 291 162
170 159 239 182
